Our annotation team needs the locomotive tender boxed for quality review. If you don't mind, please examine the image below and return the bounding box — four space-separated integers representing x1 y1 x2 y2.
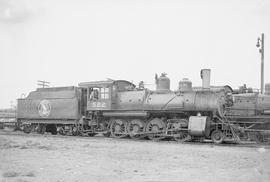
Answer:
17 86 85 134
17 69 234 143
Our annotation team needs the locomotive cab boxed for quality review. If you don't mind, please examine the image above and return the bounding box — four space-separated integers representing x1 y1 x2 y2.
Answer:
78 80 135 111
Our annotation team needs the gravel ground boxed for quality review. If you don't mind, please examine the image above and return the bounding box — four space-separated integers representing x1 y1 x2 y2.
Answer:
0 129 270 182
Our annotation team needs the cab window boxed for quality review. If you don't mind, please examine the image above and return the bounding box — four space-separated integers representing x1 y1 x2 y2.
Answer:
100 87 109 99
88 87 109 100
89 88 99 100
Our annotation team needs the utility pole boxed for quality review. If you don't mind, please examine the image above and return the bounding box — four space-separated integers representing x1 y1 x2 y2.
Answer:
37 80 50 88
256 33 264 94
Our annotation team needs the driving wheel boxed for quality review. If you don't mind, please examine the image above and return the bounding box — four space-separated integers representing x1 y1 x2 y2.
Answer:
127 119 145 139
145 118 166 141
110 119 127 138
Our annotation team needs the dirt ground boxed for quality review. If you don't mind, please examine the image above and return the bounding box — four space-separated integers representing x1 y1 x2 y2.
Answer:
0 129 270 182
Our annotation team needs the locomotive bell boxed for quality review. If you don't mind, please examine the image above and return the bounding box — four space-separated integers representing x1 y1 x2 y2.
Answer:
200 69 211 90
155 73 170 92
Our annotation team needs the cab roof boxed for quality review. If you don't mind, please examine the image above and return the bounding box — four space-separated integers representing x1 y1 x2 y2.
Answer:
78 80 135 88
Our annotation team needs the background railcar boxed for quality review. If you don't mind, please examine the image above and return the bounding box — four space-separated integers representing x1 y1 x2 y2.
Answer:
226 92 270 142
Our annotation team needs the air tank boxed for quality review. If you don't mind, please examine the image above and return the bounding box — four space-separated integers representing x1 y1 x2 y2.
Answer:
265 83 270 95
179 78 192 92
201 69 211 90
155 73 170 92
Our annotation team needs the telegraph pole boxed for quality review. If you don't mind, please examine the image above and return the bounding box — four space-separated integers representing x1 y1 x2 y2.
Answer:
256 33 264 94
37 80 50 88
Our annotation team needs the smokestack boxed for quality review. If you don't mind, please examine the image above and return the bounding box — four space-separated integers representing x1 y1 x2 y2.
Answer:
201 69 211 90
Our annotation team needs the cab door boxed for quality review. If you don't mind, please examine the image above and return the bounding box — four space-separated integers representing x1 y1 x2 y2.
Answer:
87 86 111 110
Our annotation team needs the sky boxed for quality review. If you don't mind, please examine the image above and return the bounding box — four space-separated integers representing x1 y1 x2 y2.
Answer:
0 0 270 108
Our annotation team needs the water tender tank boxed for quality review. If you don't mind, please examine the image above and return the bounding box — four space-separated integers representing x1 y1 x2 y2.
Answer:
179 78 192 92
155 73 170 92
265 83 270 95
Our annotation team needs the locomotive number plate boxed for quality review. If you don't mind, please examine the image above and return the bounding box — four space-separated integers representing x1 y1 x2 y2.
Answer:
91 101 106 108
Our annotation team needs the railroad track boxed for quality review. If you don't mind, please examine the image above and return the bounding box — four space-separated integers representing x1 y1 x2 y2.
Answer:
0 129 269 149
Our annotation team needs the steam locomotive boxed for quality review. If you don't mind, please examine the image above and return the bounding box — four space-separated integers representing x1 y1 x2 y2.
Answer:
191 83 270 142
225 87 270 142
16 69 237 143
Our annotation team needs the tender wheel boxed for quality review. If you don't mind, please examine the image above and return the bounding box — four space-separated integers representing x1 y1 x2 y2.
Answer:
58 127 66 135
127 119 145 139
37 124 46 134
14 122 24 131
23 125 32 134
18 123 24 131
145 118 166 141
110 119 127 138
46 124 57 135
211 130 225 144
72 126 80 136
